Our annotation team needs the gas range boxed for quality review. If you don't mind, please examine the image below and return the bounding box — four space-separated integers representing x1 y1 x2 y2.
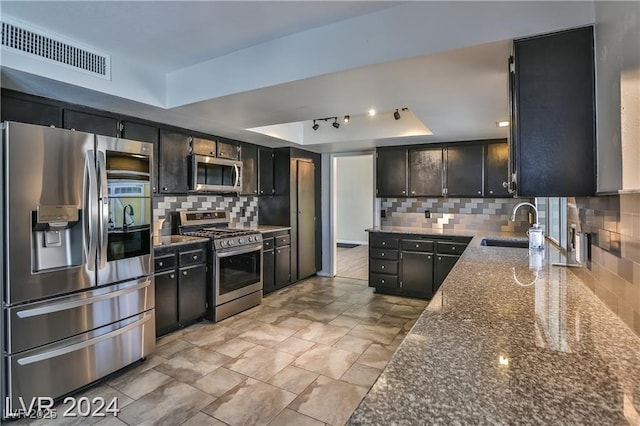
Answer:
182 228 262 251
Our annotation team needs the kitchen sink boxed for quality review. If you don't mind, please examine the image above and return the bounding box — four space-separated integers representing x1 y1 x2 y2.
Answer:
480 238 529 248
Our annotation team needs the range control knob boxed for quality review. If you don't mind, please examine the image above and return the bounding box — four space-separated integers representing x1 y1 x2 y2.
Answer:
238 238 243 244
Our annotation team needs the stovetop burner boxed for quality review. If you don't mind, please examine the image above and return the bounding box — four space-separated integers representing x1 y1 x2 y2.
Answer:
177 210 262 250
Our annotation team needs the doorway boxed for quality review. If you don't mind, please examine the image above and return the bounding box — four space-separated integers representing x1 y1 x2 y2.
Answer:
333 154 374 281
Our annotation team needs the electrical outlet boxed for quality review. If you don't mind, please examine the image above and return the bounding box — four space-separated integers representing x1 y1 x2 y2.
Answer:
381 209 386 218
424 210 431 219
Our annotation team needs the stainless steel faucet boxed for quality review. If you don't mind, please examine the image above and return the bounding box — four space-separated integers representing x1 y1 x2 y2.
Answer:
511 202 538 224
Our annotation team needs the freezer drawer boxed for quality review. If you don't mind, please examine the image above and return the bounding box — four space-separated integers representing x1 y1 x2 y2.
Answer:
7 277 155 354
6 311 155 406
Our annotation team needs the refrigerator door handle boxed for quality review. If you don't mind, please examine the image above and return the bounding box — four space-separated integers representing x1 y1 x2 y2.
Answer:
16 312 154 366
84 150 98 270
97 150 109 269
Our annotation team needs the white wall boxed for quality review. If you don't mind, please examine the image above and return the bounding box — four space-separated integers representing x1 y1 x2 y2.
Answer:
336 155 373 244
594 1 640 193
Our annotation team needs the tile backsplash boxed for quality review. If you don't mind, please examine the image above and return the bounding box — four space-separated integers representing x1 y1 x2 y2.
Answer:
379 197 534 233
568 193 640 336
153 195 258 235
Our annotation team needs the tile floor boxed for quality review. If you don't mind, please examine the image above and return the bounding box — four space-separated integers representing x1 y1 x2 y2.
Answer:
335 246 368 281
19 276 427 426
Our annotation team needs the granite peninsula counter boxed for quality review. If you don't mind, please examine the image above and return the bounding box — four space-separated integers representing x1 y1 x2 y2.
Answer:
349 227 640 424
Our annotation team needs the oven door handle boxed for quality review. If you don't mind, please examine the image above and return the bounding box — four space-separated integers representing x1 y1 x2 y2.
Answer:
216 244 262 258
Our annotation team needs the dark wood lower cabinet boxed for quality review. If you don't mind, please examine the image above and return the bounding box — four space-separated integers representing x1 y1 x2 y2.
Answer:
369 232 470 299
154 269 179 334
275 245 291 289
262 229 292 295
178 264 207 324
263 248 275 294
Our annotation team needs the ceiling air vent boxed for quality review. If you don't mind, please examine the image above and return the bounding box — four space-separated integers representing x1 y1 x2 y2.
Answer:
1 20 111 79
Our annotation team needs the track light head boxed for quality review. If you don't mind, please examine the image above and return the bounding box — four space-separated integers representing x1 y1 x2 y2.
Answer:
394 109 401 120
343 115 350 123
312 120 319 131
332 118 340 129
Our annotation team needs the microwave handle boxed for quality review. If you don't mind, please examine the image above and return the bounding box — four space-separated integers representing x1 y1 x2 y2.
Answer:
234 163 240 189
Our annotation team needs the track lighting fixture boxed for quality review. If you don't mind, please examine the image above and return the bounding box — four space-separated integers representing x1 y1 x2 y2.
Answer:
312 120 319 131
343 115 350 123
394 109 401 120
332 118 340 129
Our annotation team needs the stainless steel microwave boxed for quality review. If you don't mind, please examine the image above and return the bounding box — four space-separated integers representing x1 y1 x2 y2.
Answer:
189 154 243 193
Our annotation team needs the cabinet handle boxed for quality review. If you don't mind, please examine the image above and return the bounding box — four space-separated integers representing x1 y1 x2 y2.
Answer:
254 190 258 194
415 244 419 248
381 253 385 256
382 242 386 246
477 191 481 195
163 187 168 191
183 271 188 276
489 190 494 194
260 190 264 194
381 265 385 269
381 279 385 284
452 246 456 251
158 261 163 267
170 274 175 279
411 191 416 195
428 255 432 260
402 191 406 194
193 254 198 260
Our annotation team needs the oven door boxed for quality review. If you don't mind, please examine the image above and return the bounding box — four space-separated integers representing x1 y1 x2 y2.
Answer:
215 244 262 305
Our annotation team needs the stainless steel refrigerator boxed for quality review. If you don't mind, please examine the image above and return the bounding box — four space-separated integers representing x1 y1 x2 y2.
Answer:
1 122 155 416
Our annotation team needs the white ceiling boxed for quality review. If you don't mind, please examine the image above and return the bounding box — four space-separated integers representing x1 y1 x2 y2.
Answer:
0 1 596 153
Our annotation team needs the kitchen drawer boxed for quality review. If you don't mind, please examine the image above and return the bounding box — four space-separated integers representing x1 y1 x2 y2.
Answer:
437 241 467 255
155 254 176 272
370 234 399 249
369 248 398 261
370 273 397 289
275 234 290 247
370 259 398 275
402 239 434 252
263 237 274 250
179 248 205 266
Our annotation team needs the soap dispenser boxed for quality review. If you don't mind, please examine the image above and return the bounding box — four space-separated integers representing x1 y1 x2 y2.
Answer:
527 224 544 250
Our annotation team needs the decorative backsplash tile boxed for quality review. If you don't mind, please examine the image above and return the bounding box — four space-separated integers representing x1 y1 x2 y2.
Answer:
379 197 534 233
568 193 640 336
153 195 258 235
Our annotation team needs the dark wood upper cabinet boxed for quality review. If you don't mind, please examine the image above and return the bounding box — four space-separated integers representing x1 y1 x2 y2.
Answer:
376 148 408 197
121 120 160 193
485 141 510 197
63 109 119 137
445 144 484 197
408 147 443 197
258 148 275 195
512 26 595 197
159 129 190 194
191 137 216 156
1 93 61 127
217 138 240 160
241 143 258 196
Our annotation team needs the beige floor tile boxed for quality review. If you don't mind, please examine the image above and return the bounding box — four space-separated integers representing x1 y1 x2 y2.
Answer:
329 315 362 329
226 345 295 381
377 314 412 328
183 325 243 347
193 367 248 397
154 348 232 383
274 336 316 356
294 345 359 380
268 365 319 394
215 338 257 358
238 323 296 347
109 368 173 400
288 376 368 426
203 378 296 426
386 304 425 319
93 417 129 426
217 315 262 331
294 322 350 345
247 306 296 324
341 304 388 321
275 316 313 331
153 338 194 358
340 363 382 388
180 412 227 426
348 323 401 345
117 380 215 426
295 308 341 323
333 335 373 355
268 408 324 426
357 344 395 369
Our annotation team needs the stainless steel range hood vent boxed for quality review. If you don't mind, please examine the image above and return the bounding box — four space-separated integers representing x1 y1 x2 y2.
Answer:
1 20 111 79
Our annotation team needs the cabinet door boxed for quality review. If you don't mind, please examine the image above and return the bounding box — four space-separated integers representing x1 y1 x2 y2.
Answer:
217 139 240 160
409 147 443 197
445 145 484 197
63 109 119 137
400 251 433 297
514 27 595 197
155 270 179 336
263 249 275 294
122 121 160 193
275 245 291 289
159 130 190 193
376 148 407 197
241 143 258 196
178 264 207 324
435 254 460 289
1 94 60 127
485 141 510 197
258 148 275 195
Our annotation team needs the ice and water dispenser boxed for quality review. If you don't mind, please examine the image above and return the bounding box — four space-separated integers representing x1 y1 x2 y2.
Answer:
31 204 83 273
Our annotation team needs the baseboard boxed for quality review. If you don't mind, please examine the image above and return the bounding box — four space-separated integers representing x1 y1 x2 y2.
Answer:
337 239 368 245
316 271 334 278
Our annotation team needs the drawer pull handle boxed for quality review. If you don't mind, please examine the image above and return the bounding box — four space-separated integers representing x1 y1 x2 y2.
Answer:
158 261 163 267
428 256 431 260
381 253 385 256
170 274 175 279
381 279 385 284
415 244 419 248
193 254 198 259
183 271 188 276
452 247 456 251
381 265 385 269
382 242 386 246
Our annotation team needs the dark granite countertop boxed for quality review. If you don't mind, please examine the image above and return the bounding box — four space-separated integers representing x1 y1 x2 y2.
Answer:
350 229 640 424
228 225 291 233
153 235 209 248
